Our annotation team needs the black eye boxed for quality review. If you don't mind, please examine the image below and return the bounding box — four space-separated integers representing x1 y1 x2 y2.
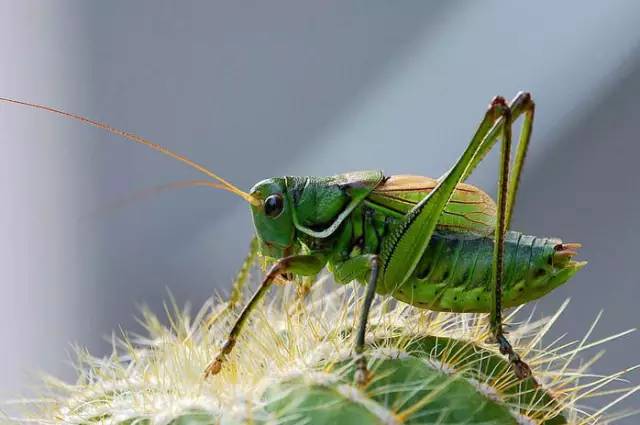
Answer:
264 194 284 218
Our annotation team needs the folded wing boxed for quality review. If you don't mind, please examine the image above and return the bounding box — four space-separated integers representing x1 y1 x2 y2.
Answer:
368 175 497 238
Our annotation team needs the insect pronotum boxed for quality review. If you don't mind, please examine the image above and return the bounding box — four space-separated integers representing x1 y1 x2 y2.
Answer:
0 92 585 385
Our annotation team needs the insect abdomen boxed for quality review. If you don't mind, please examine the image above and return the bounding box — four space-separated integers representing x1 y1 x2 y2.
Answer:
389 231 585 313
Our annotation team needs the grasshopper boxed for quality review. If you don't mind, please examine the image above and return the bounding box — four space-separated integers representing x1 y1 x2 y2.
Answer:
1 92 585 385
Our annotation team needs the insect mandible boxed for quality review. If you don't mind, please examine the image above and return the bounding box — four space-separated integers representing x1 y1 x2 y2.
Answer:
0 92 585 385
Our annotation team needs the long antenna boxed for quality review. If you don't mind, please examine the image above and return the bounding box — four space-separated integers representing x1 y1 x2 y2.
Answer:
0 97 259 206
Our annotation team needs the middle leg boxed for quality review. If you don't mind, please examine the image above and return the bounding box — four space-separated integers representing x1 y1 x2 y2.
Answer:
354 255 380 386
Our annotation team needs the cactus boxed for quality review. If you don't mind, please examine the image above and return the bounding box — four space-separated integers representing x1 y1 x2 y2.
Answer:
19 278 638 424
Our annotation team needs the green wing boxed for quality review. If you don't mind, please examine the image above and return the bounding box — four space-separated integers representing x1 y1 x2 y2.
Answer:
367 175 497 237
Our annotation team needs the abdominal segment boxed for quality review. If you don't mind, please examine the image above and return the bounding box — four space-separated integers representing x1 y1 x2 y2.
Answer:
389 230 583 313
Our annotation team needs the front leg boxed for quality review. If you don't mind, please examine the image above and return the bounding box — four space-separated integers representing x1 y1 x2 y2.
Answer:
204 254 325 377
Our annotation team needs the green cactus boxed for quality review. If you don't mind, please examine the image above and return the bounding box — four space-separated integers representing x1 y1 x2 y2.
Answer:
17 279 638 424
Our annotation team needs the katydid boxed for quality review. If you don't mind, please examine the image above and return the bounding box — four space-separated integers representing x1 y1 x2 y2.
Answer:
0 92 585 385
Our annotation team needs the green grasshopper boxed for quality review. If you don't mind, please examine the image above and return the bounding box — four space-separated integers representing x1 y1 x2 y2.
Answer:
1 92 585 385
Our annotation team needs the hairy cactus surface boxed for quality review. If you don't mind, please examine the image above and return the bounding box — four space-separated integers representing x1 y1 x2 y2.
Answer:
15 278 638 424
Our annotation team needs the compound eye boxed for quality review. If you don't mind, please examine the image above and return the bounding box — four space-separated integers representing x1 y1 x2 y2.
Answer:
264 194 284 218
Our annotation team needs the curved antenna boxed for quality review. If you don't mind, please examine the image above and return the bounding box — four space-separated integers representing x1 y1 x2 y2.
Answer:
0 97 260 206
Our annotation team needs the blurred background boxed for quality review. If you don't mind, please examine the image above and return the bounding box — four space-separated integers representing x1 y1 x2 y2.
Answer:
1 1 640 420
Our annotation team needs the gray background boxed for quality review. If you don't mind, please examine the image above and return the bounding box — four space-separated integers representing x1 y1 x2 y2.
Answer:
1 1 640 421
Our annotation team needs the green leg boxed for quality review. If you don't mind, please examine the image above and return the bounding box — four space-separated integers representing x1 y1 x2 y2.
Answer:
505 92 535 228
380 95 533 380
490 97 511 355
204 254 325 377
380 96 513 289
466 94 535 379
206 237 259 329
353 255 380 386
322 253 380 385
331 254 377 284
488 100 532 380
462 91 536 228
460 92 537 379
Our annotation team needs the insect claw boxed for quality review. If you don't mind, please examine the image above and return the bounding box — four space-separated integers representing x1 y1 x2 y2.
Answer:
354 355 372 387
354 368 372 387
512 359 533 380
204 338 236 378
203 358 223 378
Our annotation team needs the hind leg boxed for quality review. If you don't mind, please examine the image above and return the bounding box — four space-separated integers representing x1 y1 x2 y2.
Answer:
459 92 537 379
377 93 534 380
486 96 533 380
